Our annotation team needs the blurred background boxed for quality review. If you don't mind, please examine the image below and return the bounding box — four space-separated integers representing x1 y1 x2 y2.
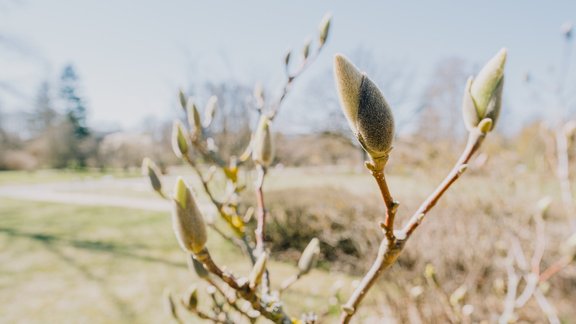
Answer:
1 1 575 323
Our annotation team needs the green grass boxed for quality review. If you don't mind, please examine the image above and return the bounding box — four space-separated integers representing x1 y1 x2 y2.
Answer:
0 198 364 323
0 169 140 185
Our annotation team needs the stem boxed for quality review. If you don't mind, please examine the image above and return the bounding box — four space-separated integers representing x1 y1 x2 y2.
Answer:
279 274 300 294
206 277 255 320
370 167 398 240
539 256 572 282
402 129 485 237
340 128 488 323
254 165 271 294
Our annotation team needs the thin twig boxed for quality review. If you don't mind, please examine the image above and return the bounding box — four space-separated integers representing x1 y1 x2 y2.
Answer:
253 165 271 294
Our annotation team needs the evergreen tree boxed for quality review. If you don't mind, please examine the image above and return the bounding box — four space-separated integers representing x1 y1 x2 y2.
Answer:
60 65 89 139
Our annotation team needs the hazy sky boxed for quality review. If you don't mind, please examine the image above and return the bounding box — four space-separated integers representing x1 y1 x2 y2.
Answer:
1 0 575 132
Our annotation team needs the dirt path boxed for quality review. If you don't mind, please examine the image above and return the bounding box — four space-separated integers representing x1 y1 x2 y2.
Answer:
0 176 207 212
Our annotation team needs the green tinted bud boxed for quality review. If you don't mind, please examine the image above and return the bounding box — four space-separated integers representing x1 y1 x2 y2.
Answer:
302 38 311 60
187 255 209 279
186 99 202 139
163 289 179 320
182 285 199 310
252 116 274 167
318 13 332 47
178 89 187 111
203 96 218 127
298 238 320 275
334 54 395 160
249 252 268 290
284 50 292 68
172 177 207 254
142 157 163 193
171 120 189 158
462 48 507 131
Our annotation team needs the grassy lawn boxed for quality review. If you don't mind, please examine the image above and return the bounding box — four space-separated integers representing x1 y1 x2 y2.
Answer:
0 198 366 323
0 169 140 185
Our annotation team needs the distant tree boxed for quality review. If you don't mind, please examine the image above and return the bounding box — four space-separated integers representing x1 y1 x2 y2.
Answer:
60 65 89 139
28 81 57 135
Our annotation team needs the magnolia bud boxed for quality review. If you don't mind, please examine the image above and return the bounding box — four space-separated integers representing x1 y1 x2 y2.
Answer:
561 232 576 261
318 13 332 47
186 99 202 139
142 157 163 194
188 255 209 279
298 238 320 275
462 48 507 131
178 89 187 111
163 289 179 320
172 177 207 254
252 116 274 167
284 50 292 68
249 252 268 290
171 120 189 158
203 96 218 127
182 285 199 310
334 54 395 160
302 38 312 60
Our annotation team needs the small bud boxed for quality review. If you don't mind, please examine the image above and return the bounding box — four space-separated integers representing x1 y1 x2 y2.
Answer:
478 118 493 134
449 285 468 307
561 232 576 261
178 89 187 110
462 48 507 131
318 13 332 47
254 83 265 108
163 289 179 320
424 264 436 280
561 21 573 40
284 50 291 68
302 38 312 60
142 157 163 194
298 238 320 275
172 177 207 254
536 196 552 218
171 120 189 158
182 285 199 310
188 255 209 279
203 96 218 127
186 99 202 139
334 54 395 160
249 252 268 290
252 116 274 167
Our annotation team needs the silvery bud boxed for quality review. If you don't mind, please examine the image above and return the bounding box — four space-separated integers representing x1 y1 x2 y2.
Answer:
251 116 274 167
302 38 312 60
249 252 268 290
172 177 207 254
298 238 320 275
171 120 189 158
203 96 218 127
284 50 292 68
334 54 395 160
142 157 163 194
462 48 507 131
186 99 202 139
318 13 332 47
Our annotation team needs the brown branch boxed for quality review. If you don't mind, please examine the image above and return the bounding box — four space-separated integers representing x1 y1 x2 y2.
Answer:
370 165 398 240
539 256 572 282
340 128 488 323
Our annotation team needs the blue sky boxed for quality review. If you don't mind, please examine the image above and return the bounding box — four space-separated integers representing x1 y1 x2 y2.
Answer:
1 0 575 132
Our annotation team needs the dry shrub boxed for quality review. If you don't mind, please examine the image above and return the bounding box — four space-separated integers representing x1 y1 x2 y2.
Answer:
0 150 38 171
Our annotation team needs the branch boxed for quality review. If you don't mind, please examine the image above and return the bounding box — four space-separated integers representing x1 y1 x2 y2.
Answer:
253 165 271 294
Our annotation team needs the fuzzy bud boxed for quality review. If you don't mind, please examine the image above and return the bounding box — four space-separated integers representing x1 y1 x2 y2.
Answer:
318 13 332 47
561 232 576 261
142 157 163 194
171 120 189 158
203 96 218 127
462 48 507 131
284 50 291 68
186 99 202 139
163 289 179 320
334 54 395 160
172 177 207 254
178 89 187 111
302 38 312 60
188 255 209 279
182 285 199 310
252 116 274 167
298 238 320 275
249 252 268 290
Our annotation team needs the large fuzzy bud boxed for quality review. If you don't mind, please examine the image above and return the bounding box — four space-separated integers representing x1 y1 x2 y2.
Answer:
171 120 189 158
251 116 274 167
298 238 320 275
172 177 207 254
334 54 395 160
462 49 507 131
